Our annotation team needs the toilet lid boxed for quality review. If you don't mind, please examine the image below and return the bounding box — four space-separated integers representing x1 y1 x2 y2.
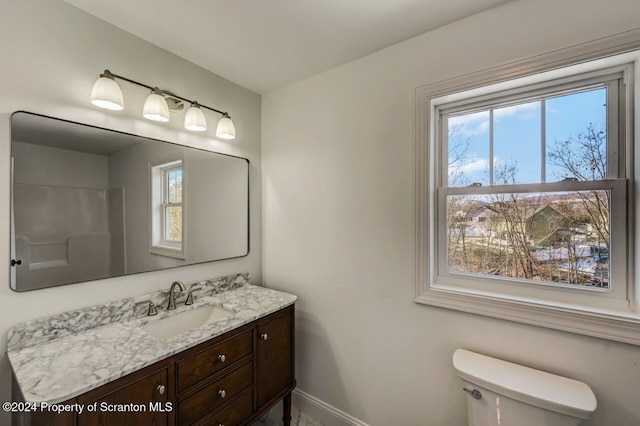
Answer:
453 349 597 419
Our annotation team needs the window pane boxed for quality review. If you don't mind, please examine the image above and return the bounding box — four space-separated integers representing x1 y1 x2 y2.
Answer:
546 88 607 182
448 111 490 187
446 190 610 288
167 169 183 203
164 206 182 242
493 101 541 184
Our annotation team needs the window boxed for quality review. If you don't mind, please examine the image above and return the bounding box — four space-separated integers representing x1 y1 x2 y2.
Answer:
439 69 628 309
161 164 183 244
415 37 640 344
150 157 186 259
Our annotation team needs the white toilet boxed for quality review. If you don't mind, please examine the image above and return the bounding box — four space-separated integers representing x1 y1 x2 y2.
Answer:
453 349 597 426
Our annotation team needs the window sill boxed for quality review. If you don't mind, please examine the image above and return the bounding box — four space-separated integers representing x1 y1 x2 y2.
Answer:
150 245 186 260
415 286 640 345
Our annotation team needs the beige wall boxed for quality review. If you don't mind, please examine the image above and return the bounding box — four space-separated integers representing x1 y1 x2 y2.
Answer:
262 0 640 424
0 1 261 422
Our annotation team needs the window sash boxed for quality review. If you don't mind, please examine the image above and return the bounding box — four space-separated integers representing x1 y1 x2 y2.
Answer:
162 205 182 243
438 70 624 189
435 178 628 309
162 165 182 204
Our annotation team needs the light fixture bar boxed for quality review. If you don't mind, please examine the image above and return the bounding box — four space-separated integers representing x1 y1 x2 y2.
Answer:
92 69 236 139
104 70 227 116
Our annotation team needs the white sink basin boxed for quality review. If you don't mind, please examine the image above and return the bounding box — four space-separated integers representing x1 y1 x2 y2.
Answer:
141 305 235 340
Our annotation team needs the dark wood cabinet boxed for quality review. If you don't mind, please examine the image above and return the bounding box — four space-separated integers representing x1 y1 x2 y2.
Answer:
78 366 170 426
197 389 253 426
177 330 253 393
14 304 295 426
257 310 293 409
178 361 253 425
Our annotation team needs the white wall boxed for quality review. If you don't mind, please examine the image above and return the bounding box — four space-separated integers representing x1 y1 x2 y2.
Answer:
262 0 640 425
12 141 109 243
0 1 261 422
12 141 109 189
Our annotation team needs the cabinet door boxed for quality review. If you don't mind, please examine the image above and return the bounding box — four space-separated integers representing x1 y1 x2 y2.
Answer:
256 311 293 408
78 368 169 426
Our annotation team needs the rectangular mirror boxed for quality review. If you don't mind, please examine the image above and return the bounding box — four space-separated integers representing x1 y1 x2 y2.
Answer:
10 112 249 291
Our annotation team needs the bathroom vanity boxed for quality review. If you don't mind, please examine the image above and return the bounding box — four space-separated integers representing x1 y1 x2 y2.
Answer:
7 274 296 426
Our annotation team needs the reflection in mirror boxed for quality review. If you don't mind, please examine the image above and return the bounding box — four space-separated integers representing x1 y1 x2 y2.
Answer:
10 112 249 291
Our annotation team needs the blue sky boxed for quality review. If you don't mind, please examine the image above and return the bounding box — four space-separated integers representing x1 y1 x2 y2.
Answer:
448 88 607 186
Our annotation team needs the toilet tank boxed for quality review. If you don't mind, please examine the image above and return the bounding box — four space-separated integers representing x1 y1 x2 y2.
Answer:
453 349 597 426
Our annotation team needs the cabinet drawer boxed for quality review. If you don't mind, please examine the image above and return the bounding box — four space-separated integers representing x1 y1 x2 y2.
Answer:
198 388 253 426
78 368 169 426
178 361 253 426
178 330 252 392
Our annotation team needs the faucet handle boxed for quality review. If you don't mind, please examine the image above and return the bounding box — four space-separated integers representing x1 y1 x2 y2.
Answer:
185 287 203 305
135 300 158 317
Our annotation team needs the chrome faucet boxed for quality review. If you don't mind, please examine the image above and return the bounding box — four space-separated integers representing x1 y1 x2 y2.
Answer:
166 281 186 310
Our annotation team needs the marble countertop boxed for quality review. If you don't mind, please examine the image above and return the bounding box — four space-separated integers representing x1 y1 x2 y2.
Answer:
7 280 296 404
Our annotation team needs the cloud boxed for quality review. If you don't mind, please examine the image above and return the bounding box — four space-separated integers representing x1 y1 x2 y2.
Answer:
449 112 490 137
494 101 539 120
449 111 488 127
450 155 504 178
448 102 539 138
450 156 489 175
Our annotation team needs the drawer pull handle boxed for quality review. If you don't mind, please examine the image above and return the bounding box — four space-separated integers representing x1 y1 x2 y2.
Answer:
156 385 165 395
261 333 268 341
218 354 226 362
218 389 226 398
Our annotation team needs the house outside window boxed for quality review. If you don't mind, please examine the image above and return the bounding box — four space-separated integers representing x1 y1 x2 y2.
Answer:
415 38 640 344
150 156 186 259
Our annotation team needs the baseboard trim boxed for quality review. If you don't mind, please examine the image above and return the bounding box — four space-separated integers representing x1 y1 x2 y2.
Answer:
292 388 371 426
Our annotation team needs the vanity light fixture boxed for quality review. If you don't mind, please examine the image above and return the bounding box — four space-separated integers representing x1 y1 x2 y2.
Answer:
90 71 124 111
143 88 170 122
216 112 236 140
90 70 236 139
184 102 207 132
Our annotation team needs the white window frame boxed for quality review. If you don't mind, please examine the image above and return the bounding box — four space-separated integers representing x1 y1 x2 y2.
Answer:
161 164 183 245
414 31 640 345
149 155 186 259
437 69 628 311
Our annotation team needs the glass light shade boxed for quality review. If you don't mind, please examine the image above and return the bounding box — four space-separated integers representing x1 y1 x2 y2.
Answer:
90 75 124 111
143 91 170 122
216 114 236 140
184 103 207 131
